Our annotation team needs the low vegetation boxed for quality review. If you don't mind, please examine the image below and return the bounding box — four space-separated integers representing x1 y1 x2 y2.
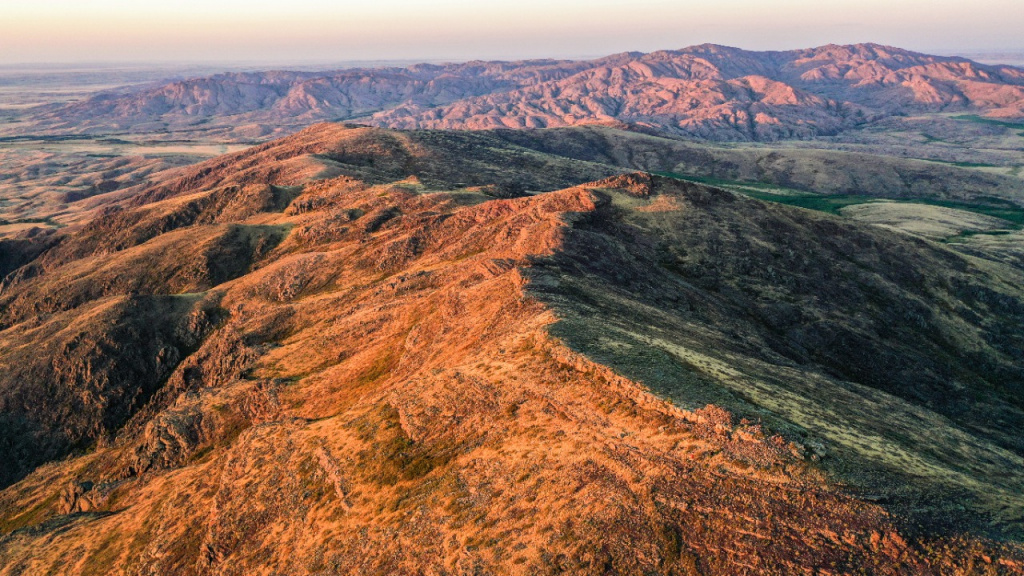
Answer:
0 125 1021 575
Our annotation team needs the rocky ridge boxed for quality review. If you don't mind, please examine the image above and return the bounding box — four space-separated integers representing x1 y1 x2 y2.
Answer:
0 125 1022 574
11 44 1024 142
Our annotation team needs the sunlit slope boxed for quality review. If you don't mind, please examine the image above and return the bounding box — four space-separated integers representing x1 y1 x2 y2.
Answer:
0 126 1022 574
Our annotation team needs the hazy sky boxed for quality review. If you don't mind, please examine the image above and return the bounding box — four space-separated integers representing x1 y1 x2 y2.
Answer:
2 0 1022 64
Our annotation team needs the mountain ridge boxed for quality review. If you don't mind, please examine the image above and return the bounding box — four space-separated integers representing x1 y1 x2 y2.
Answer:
9 43 1024 143
1 125 1023 573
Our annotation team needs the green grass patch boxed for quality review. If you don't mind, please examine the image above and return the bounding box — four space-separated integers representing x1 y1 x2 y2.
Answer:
924 159 999 168
657 171 1024 224
952 114 1024 130
0 490 58 533
941 229 1017 244
914 199 1024 226
654 171 799 193
740 192 872 215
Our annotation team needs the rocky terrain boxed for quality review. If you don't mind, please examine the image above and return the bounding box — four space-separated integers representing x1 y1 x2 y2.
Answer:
6 44 1024 142
3 43 1021 249
3 124 1021 246
1 124 1023 574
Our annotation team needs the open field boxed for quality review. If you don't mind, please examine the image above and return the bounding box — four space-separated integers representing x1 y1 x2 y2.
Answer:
0 143 235 237
767 113 1024 171
838 202 1019 238
656 168 1024 266
658 171 1024 220
0 136 251 157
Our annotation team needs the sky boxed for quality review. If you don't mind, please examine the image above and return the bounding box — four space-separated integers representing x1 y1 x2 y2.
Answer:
2 0 1022 65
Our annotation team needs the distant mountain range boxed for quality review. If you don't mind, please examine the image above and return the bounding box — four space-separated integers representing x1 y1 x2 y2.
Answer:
13 43 1024 141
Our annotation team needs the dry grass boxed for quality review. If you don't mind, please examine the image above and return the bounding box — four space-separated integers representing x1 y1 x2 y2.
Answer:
0 128 1022 574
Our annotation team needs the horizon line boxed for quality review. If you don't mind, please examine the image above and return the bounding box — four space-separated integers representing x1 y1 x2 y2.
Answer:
2 43 1024 70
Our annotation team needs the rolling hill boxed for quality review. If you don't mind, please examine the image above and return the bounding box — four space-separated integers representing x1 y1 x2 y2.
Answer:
1 125 1023 574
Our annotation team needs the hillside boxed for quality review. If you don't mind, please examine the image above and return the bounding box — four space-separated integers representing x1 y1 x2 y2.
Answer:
3 124 1021 245
493 125 1024 206
1 125 1023 574
7 44 1024 142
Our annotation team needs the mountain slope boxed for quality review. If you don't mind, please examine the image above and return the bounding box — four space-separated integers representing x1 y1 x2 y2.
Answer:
10 44 1024 142
1 126 1023 574
491 125 1024 206
531 174 1024 529
3 123 1020 248
376 43 1024 139
0 124 624 487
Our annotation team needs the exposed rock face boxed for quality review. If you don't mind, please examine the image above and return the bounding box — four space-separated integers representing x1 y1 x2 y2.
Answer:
12 43 1024 142
0 126 1022 574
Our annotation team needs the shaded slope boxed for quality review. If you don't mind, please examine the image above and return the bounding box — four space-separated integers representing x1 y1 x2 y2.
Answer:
0 294 222 487
528 174 1024 536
